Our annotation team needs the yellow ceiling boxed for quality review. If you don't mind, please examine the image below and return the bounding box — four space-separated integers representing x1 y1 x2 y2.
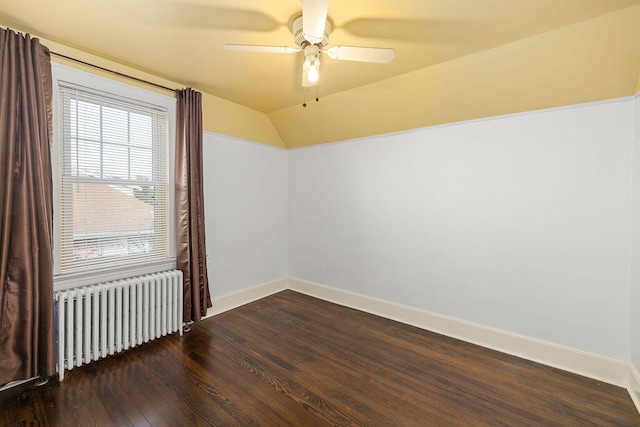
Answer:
1 0 640 148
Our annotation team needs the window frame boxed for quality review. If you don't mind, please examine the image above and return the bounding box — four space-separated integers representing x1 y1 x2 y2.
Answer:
51 63 176 290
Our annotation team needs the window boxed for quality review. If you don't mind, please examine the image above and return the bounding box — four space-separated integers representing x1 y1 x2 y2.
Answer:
53 64 175 286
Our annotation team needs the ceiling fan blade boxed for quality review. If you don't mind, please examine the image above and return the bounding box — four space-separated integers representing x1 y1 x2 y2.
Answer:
325 46 396 63
224 44 300 54
303 0 330 44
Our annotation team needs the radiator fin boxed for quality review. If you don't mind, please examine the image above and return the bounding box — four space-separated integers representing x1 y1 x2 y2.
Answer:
54 270 184 380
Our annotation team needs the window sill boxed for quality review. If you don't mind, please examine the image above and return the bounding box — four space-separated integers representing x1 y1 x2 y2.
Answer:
53 258 177 291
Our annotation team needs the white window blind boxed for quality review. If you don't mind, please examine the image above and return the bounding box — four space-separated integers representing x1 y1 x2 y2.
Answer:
57 83 170 274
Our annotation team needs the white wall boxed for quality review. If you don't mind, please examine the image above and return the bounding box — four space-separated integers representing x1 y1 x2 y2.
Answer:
202 132 288 298
631 93 640 370
289 100 634 360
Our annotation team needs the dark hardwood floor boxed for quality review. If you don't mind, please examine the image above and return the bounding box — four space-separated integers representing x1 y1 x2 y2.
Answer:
2 290 639 426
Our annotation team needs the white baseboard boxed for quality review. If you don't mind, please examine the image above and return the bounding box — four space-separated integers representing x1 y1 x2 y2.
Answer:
204 277 288 318
630 364 640 413
287 277 630 388
0 377 35 392
201 275 635 406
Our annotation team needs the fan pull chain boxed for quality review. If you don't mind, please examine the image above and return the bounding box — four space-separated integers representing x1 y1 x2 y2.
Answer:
302 86 320 108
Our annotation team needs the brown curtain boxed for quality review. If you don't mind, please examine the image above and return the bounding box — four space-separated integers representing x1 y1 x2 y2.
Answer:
176 88 212 323
0 29 55 385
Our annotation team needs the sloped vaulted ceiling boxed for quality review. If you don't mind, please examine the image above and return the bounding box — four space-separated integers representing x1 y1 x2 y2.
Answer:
1 0 640 148
271 5 640 147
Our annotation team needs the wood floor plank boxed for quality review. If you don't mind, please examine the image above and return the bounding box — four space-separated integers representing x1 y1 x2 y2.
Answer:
1 290 638 426
179 332 328 426
238 294 539 422
233 294 549 425
272 290 638 425
223 306 475 424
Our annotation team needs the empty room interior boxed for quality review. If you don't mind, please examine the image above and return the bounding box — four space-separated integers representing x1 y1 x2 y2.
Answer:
2 0 640 425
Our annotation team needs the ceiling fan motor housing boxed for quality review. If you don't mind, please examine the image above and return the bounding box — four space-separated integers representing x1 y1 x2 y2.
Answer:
292 15 332 48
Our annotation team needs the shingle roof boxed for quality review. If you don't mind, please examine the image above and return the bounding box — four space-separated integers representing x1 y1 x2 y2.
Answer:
72 182 153 235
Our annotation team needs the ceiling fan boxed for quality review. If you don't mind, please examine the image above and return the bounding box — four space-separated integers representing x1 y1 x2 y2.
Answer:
224 0 396 91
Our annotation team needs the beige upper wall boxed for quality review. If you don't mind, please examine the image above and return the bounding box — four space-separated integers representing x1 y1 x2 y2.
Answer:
270 5 640 148
200 92 284 147
0 25 286 148
4 4 640 150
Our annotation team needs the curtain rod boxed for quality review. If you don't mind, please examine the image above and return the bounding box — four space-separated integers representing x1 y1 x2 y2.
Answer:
46 50 179 94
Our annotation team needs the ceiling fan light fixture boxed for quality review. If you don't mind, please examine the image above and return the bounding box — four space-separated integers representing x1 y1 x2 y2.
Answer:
302 55 320 87
308 57 320 81
302 44 321 87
